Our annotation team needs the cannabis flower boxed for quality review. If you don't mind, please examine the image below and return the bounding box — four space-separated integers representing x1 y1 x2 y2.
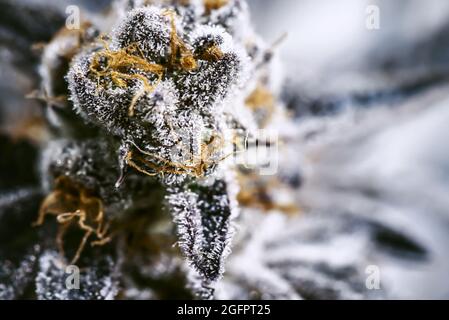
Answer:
20 0 282 299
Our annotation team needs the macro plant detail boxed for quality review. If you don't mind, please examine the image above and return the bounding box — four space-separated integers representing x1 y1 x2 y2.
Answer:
0 0 289 300
2 0 445 302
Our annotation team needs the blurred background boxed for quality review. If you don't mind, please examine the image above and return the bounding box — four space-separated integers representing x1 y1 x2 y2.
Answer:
245 0 449 299
1 0 449 299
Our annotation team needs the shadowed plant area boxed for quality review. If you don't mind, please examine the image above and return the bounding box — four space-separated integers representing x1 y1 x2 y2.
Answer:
1 0 449 301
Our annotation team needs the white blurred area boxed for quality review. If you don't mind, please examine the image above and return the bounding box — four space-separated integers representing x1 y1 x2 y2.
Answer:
222 0 449 299
250 0 368 74
249 0 449 91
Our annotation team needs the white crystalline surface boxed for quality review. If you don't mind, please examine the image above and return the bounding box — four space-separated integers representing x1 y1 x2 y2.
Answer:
1 0 449 301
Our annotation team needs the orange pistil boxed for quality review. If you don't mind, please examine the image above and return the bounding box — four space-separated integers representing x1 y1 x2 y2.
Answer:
34 176 111 264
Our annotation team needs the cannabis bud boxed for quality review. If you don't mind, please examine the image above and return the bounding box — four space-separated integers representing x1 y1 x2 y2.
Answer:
65 3 246 287
20 0 282 299
0 0 287 300
2 0 444 302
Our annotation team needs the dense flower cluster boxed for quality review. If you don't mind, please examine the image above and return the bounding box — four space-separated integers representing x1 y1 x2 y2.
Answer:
21 0 285 299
